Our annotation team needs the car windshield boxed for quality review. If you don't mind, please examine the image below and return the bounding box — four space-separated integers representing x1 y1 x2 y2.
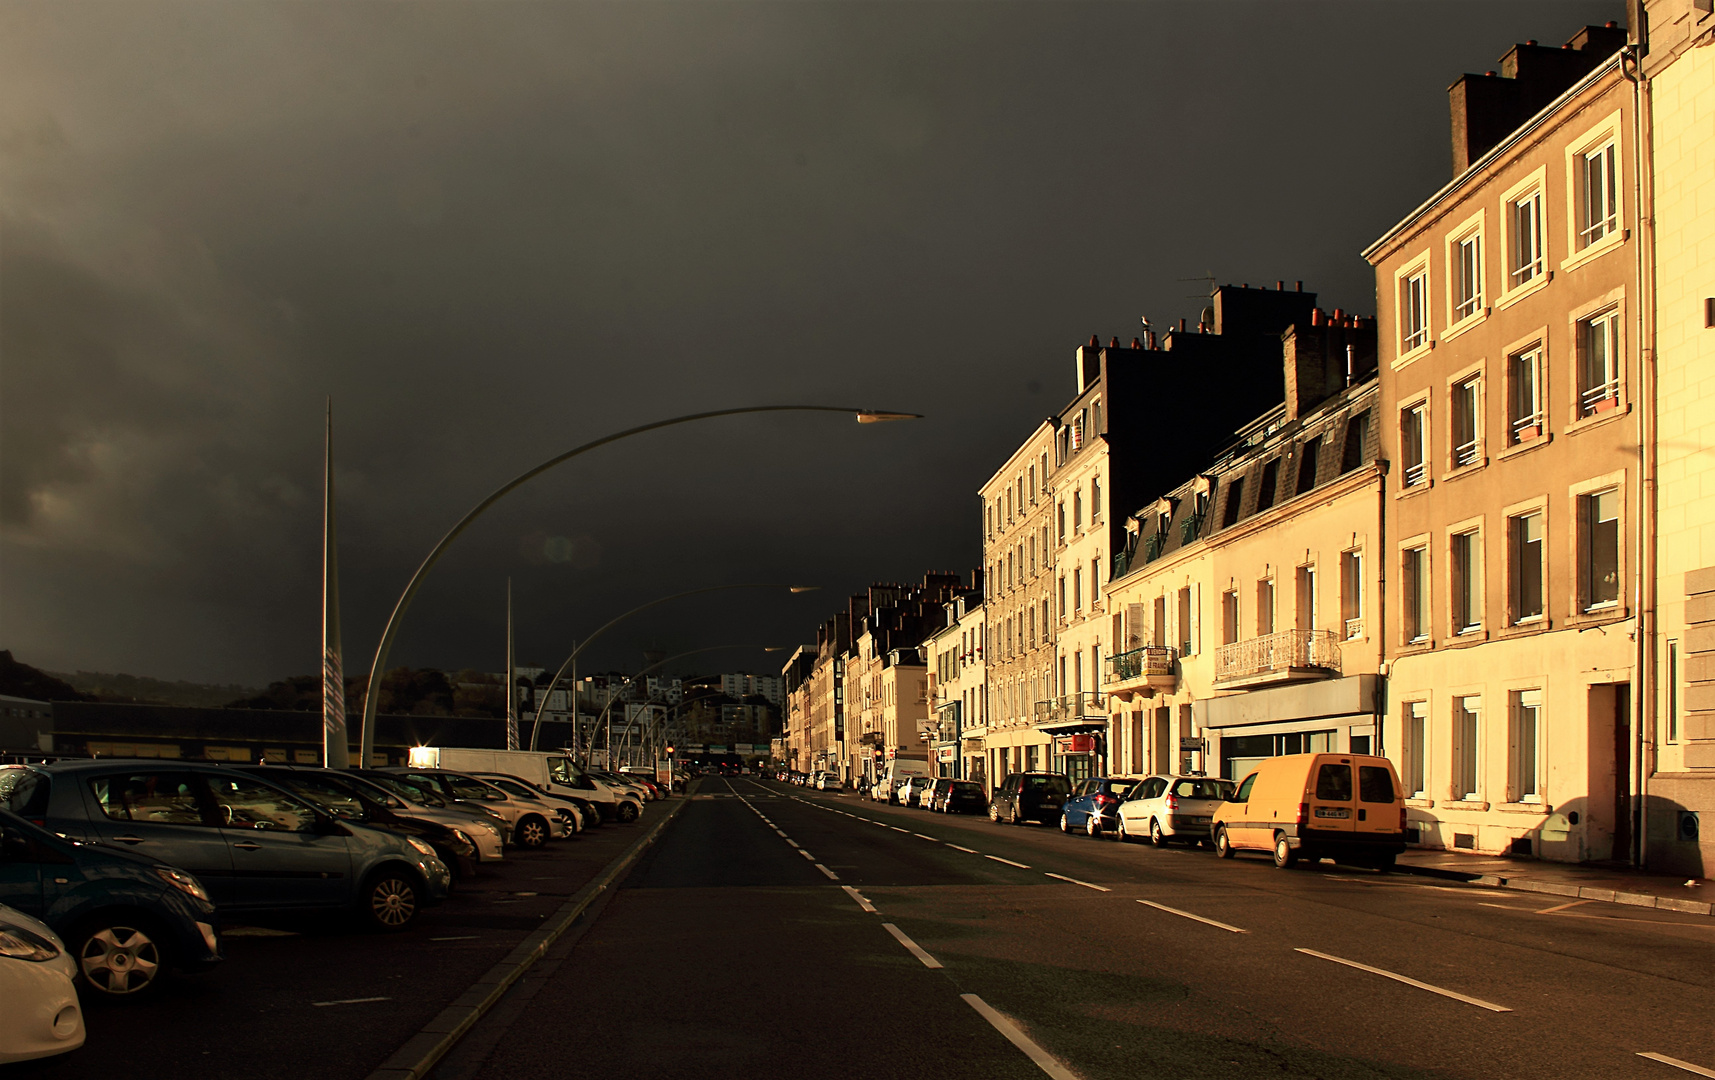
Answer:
370 773 445 805
341 775 407 809
0 768 45 815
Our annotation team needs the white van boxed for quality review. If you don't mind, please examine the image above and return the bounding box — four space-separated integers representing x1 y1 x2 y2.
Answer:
408 747 643 823
870 757 932 804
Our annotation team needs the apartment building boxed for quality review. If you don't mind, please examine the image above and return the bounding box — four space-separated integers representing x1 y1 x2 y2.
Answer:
781 646 814 772
1364 22 1641 863
924 590 986 781
1639 0 1715 876
1106 313 1385 782
980 422 1058 782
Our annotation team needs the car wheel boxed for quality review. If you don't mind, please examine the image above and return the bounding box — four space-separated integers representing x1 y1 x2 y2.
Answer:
616 801 640 823
1150 818 1167 847
515 815 549 848
1059 812 1071 833
1273 833 1297 869
1009 805 1021 826
362 868 422 932
1085 814 1101 838
988 803 1001 823
72 915 167 999
1214 826 1235 859
1115 816 1130 843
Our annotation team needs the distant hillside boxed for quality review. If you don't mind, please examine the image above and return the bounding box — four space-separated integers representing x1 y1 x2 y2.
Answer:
48 667 260 708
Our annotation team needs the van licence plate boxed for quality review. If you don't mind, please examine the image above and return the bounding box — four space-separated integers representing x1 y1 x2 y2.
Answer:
1314 807 1351 819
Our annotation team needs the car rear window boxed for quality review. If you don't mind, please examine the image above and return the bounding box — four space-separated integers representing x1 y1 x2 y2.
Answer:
0 769 48 816
1099 779 1134 797
953 782 982 794
1172 779 1232 799
1358 766 1396 803
1314 763 1354 801
1024 775 1070 794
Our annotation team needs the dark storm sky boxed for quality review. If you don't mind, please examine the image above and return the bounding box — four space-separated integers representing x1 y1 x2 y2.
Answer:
0 0 1623 687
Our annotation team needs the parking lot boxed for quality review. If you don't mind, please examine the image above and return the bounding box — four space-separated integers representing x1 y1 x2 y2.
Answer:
16 808 666 1080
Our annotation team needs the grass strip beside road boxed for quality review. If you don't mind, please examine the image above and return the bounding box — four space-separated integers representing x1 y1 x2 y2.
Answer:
363 797 690 1080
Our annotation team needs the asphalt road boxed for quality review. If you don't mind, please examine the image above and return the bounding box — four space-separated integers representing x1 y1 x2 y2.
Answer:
442 778 1715 1080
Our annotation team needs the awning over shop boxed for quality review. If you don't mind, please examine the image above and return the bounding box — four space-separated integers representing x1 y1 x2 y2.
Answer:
1034 717 1108 736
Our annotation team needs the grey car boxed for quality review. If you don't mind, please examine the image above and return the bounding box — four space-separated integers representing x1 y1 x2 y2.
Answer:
1 761 451 932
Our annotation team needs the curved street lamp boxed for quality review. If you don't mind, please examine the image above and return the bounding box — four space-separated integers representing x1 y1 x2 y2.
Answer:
523 584 811 750
572 643 787 764
351 404 917 767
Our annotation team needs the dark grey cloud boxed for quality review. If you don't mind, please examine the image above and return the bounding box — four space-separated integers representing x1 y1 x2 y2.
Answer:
0 0 1623 684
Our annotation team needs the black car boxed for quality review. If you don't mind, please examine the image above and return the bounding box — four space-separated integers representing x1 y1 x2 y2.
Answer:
930 779 988 814
238 767 481 879
987 772 1073 825
0 808 222 999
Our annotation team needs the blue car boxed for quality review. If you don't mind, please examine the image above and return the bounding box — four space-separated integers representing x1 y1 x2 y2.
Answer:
0 807 221 999
0 761 451 935
1057 775 1146 838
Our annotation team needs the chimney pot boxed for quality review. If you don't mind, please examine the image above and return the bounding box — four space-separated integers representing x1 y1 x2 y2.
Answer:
1311 308 1322 326
1333 307 1345 322
1109 336 1120 348
1295 280 1303 292
1605 20 1617 27
1089 334 1099 348
1242 283 1249 289
1178 318 1187 332
1486 70 1497 76
1276 280 1284 291
1526 39 1537 46
1131 337 1142 349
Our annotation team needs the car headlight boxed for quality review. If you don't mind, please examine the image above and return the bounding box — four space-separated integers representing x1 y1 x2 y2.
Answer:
478 806 507 823
451 829 476 854
0 920 61 962
154 865 211 903
406 836 438 857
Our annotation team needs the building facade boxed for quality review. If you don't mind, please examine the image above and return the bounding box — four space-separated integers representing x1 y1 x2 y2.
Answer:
925 591 986 780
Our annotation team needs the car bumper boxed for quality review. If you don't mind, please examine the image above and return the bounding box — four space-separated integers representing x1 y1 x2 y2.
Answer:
0 952 84 1064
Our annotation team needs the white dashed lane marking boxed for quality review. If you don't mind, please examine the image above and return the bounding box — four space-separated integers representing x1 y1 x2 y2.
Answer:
882 923 943 969
841 885 877 912
1293 948 1510 1012
1045 872 1109 892
985 855 1031 869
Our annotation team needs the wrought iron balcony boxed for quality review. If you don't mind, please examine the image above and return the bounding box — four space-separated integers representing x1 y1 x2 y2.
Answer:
1214 628 1341 686
1105 645 1178 700
1033 694 1105 726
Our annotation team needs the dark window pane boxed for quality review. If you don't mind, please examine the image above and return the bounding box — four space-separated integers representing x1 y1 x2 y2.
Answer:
1314 764 1353 801
1358 766 1396 803
88 773 208 825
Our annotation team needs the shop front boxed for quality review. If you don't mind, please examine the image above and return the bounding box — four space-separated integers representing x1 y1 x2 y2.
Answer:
1036 719 1108 784
1195 674 1381 781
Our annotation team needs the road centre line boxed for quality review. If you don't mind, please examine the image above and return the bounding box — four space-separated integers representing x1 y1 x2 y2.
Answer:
797 848 816 861
946 844 978 853
841 885 877 912
1294 948 1511 1012
1045 872 1110 892
985 855 1031 869
891 826 911 833
1638 1052 1715 1077
1136 899 1247 933
914 833 939 841
430 936 479 942
882 923 943 969
961 994 1080 1080
313 997 391 1007
815 863 840 880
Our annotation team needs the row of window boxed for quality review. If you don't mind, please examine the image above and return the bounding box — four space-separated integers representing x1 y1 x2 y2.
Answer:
1398 484 1621 645
1396 115 1623 358
1399 305 1624 489
1219 411 1371 530
1399 691 1544 805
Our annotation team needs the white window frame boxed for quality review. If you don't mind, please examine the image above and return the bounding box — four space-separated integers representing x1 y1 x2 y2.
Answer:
1499 166 1549 303
1451 694 1483 802
1563 110 1625 265
1401 541 1430 645
1570 470 1627 618
1398 256 1432 357
1340 548 1364 641
1449 522 1484 636
1446 360 1485 471
1403 700 1428 798
1445 209 1487 335
1504 499 1548 627
1505 338 1547 447
1574 301 1624 420
1508 688 1545 803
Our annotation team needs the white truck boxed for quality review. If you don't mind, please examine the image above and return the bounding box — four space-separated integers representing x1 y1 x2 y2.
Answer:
407 747 644 822
870 756 932 804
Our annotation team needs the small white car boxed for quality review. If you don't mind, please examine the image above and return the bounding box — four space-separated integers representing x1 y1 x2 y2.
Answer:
815 773 843 791
0 904 85 1064
1116 775 1237 846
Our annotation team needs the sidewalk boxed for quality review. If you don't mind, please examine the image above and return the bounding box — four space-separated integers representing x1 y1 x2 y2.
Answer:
1397 848 1713 916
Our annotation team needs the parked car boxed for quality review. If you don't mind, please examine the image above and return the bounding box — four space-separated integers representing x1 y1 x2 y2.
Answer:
349 771 508 860
238 766 483 877
0 808 221 1000
0 903 83 1063
815 773 843 791
870 776 911 804
1116 775 1236 846
1213 753 1406 869
925 778 985 813
383 769 569 848
1 761 451 932
987 772 1072 825
542 760 643 823
1058 775 1147 837
899 775 936 808
470 773 590 835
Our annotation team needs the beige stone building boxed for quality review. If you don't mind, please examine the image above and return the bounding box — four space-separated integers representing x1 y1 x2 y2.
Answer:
1639 0 1715 875
1365 23 1642 862
979 422 1058 785
924 591 986 780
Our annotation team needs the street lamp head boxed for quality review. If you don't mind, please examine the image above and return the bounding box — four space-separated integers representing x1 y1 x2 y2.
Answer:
787 585 819 594
855 410 922 424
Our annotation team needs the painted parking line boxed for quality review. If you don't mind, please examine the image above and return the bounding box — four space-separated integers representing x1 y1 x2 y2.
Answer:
815 863 840 880
961 994 1079 1080
1638 1052 1715 1077
946 844 978 854
1137 899 1247 933
841 885 877 912
882 923 943 969
1294 948 1510 1012
312 997 391 1007
985 855 1031 869
1045 872 1110 892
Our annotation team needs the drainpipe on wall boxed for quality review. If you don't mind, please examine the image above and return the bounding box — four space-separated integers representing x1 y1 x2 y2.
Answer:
1622 41 1657 870
1375 458 1390 758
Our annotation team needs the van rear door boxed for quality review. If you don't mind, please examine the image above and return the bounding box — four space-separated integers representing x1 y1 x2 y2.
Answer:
1354 760 1402 839
1307 757 1358 837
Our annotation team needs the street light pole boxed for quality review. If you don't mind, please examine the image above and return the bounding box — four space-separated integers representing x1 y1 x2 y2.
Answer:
574 644 786 766
355 404 917 766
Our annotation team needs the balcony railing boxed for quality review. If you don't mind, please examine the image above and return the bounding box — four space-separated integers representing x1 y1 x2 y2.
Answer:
1579 378 1620 417
1214 628 1341 684
1033 694 1105 725
1108 645 1177 681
